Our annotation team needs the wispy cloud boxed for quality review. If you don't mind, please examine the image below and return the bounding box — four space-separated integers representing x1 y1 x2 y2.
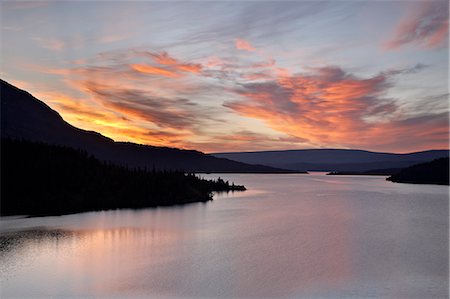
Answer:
144 51 179 65
137 51 203 74
83 82 208 130
235 38 256 51
131 64 181 78
384 1 449 50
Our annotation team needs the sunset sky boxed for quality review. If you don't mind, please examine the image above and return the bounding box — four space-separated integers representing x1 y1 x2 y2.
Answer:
1 1 448 153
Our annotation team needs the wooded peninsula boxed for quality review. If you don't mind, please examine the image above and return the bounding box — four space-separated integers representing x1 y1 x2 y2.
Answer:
1 138 245 216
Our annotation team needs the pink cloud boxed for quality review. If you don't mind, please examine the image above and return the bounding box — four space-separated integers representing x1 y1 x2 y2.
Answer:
21 46 448 153
225 66 449 152
384 1 449 50
137 51 203 74
235 38 256 51
148 51 179 65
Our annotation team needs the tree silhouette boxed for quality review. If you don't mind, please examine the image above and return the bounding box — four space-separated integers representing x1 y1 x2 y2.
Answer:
1 138 246 216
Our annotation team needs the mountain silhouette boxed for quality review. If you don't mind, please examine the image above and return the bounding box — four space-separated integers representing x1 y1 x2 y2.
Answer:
212 148 449 172
0 79 292 173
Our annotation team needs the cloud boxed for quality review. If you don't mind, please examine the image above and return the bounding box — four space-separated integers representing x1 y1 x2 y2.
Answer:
58 92 195 147
384 1 449 50
130 64 181 78
368 112 449 152
224 65 448 152
60 78 219 147
55 101 117 122
185 130 309 153
241 71 274 81
82 82 209 130
15 86 153 144
145 51 179 65
22 44 448 152
249 58 276 68
176 64 202 74
137 51 203 74
384 63 429 76
235 38 256 51
161 2 328 51
17 55 223 148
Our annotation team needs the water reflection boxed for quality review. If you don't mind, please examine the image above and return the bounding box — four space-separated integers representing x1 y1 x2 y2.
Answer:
0 173 448 298
0 228 70 254
0 226 182 298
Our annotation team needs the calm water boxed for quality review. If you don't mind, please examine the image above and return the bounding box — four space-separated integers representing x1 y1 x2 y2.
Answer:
0 173 448 298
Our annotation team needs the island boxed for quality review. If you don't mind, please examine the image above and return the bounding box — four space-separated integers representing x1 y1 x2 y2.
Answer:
1 138 246 216
386 158 449 185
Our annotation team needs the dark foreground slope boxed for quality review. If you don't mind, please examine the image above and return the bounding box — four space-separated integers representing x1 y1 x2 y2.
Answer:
0 79 289 173
387 158 449 185
1 138 245 216
213 149 449 172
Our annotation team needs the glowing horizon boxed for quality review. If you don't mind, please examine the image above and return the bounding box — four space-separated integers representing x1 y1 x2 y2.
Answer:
1 1 448 153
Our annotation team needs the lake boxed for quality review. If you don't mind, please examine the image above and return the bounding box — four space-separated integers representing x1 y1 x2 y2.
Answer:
0 173 448 298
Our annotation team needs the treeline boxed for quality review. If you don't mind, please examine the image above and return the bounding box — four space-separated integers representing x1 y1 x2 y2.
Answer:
1 138 245 216
387 157 449 185
327 168 402 176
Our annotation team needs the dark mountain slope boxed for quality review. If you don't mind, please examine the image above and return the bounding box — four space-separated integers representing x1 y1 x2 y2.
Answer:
0 79 291 173
212 149 449 172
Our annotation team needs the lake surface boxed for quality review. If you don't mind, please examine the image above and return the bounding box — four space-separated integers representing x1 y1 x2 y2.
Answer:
1 173 448 298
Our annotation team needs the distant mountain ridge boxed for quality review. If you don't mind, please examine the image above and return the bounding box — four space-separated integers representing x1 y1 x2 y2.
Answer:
0 79 292 173
212 148 449 172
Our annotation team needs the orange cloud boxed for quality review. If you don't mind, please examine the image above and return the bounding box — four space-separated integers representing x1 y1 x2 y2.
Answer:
22 88 158 144
130 64 180 78
21 46 448 153
138 51 203 74
149 51 179 65
20 57 216 149
80 81 214 140
177 64 202 74
384 1 449 50
39 87 198 148
225 66 449 152
235 38 256 51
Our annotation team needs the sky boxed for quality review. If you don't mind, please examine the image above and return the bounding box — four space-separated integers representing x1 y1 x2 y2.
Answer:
1 0 449 153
